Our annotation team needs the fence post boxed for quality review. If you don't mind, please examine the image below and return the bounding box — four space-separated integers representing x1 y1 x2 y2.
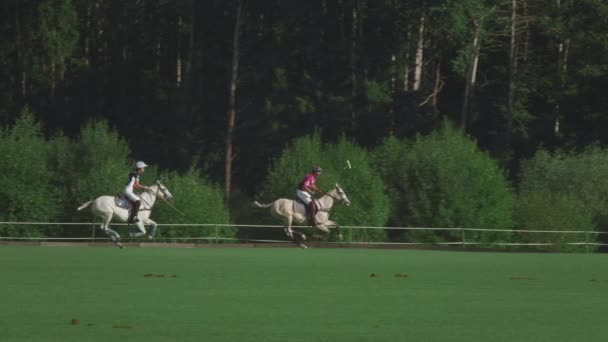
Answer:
461 228 465 248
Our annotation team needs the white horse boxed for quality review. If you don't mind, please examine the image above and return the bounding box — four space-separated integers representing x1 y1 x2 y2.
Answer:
77 181 174 248
253 184 350 248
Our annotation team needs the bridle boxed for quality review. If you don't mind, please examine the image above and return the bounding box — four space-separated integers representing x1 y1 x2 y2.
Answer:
146 184 171 200
325 187 347 204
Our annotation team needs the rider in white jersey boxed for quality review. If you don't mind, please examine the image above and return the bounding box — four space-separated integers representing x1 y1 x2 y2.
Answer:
124 161 149 223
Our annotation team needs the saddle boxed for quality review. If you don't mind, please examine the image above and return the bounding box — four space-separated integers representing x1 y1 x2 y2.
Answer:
294 197 319 225
115 194 133 210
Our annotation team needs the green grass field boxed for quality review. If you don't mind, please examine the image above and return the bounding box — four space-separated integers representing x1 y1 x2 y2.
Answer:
1 245 607 342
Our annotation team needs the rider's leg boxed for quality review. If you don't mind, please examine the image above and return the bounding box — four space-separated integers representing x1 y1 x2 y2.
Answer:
309 200 318 225
296 190 315 224
128 200 141 223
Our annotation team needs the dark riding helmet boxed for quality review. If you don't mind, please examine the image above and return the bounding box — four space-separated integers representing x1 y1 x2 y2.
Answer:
312 166 322 173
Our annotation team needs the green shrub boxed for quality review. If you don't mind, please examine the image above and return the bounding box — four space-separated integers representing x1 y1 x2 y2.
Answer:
519 146 608 216
372 121 515 244
0 111 55 237
517 146 608 249
515 191 595 252
151 167 233 241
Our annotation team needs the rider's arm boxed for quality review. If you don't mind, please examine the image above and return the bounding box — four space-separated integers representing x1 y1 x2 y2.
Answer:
134 179 148 190
306 184 321 194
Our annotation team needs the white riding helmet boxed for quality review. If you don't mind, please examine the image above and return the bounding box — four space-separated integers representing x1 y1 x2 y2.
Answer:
135 161 148 169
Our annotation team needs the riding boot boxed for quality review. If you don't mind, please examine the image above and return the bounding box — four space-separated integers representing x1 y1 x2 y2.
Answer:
128 201 141 223
308 200 317 226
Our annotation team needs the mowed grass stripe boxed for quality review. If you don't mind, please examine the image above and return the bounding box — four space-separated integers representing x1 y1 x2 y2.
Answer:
1 246 607 342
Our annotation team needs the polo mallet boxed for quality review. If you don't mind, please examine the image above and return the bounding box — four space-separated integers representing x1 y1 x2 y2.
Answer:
158 195 185 216
345 160 352 170
145 187 185 216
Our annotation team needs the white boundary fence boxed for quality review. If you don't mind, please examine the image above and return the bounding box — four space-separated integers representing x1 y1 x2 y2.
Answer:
1 221 607 250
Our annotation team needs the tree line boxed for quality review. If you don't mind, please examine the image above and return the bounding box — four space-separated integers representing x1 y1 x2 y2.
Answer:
2 0 608 200
2 113 607 252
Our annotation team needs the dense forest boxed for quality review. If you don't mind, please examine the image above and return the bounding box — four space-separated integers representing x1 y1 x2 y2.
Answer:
2 0 608 204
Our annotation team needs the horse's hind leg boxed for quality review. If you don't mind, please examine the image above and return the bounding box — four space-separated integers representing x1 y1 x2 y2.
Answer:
283 216 294 238
101 214 123 248
292 230 307 249
324 220 343 240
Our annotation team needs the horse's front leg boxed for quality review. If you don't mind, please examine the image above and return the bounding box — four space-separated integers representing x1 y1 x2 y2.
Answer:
129 221 147 239
140 218 157 239
326 220 343 241
312 223 330 241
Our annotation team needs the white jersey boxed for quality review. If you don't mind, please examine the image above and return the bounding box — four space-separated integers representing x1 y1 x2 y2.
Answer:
124 172 140 202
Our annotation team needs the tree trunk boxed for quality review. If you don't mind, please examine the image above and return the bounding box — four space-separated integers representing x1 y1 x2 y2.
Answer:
412 15 424 91
505 0 518 152
84 2 91 66
522 0 529 63
419 60 443 109
350 4 358 130
186 0 201 115
176 15 182 88
225 0 244 204
403 32 410 92
554 0 571 137
460 22 481 129
14 0 26 102
431 61 442 108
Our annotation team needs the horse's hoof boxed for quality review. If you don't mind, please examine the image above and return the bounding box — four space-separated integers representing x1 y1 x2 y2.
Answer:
146 235 153 240
301 234 307 241
299 243 308 249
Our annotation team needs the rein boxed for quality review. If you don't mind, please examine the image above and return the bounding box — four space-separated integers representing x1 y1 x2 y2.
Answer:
145 186 184 216
323 189 344 202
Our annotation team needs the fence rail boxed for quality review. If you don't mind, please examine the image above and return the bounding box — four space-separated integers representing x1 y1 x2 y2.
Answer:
1 222 607 249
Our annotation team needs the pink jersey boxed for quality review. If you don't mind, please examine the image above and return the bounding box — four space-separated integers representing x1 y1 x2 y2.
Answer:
298 173 317 191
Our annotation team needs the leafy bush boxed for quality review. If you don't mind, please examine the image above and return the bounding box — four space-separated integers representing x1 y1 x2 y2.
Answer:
516 146 608 250
0 111 55 237
514 191 594 252
64 119 131 236
150 167 233 242
518 147 608 215
372 121 515 244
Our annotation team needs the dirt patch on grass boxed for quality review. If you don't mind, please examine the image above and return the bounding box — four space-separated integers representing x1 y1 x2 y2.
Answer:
143 273 177 278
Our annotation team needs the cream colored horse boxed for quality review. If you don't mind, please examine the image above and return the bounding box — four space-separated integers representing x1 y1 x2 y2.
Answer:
77 181 173 248
253 184 350 247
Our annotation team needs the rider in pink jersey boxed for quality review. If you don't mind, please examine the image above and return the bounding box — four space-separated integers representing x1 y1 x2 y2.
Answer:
296 166 323 224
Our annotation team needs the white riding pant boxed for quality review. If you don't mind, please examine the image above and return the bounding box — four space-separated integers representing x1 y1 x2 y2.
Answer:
296 190 312 204
124 187 140 202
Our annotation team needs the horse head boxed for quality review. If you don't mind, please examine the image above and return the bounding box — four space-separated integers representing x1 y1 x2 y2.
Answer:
149 180 174 201
333 183 350 206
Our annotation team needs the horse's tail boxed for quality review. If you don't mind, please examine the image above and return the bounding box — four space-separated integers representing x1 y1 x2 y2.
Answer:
77 200 93 211
253 200 273 208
